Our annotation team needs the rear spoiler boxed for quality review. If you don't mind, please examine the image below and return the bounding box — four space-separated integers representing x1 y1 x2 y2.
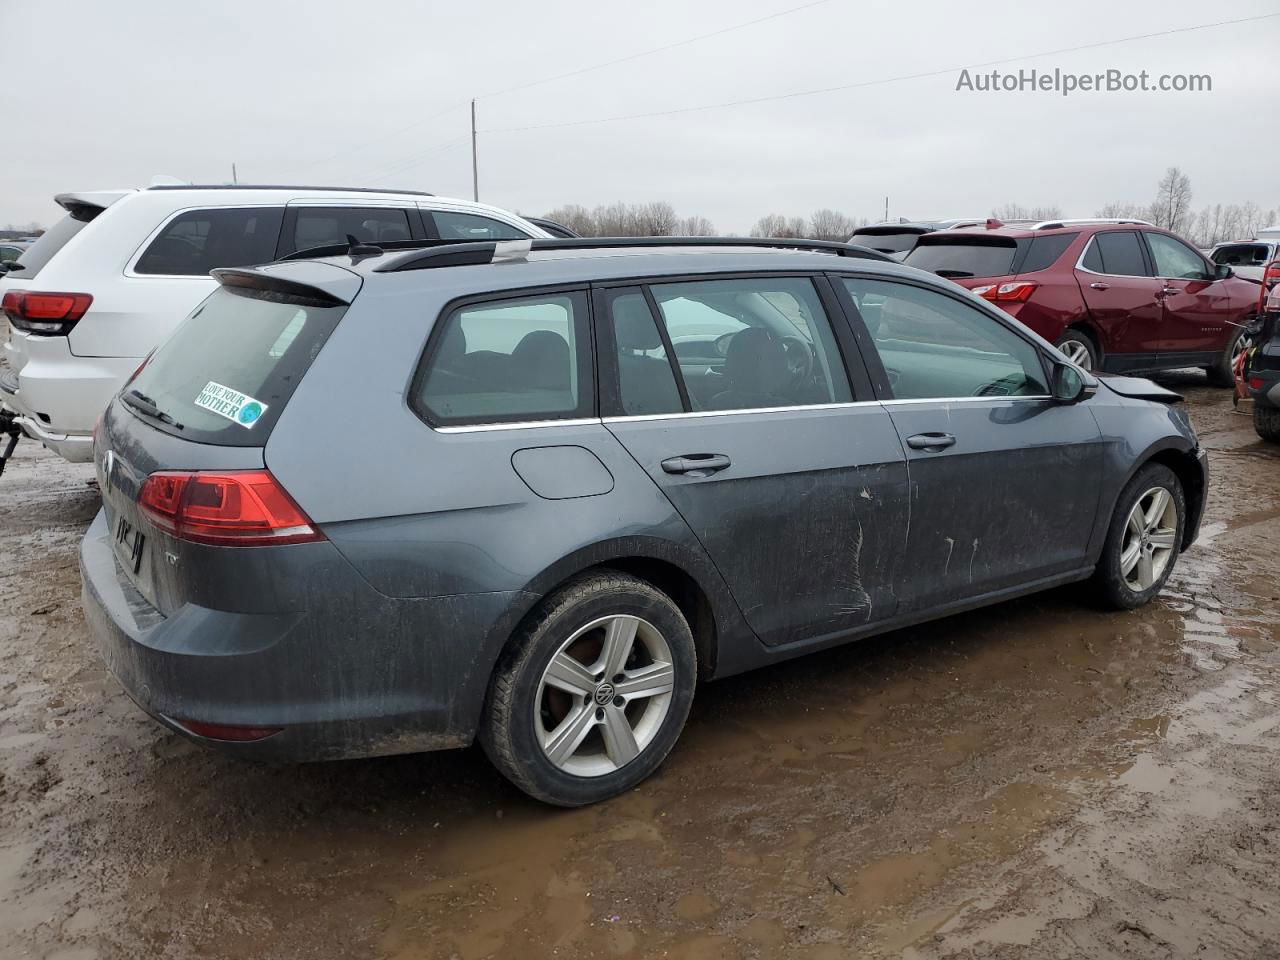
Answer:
53 190 132 222
211 262 362 306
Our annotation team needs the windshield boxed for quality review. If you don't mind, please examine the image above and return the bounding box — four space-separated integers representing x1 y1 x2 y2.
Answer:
125 286 346 446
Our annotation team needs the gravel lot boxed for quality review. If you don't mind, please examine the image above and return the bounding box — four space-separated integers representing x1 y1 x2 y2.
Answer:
1 373 1278 960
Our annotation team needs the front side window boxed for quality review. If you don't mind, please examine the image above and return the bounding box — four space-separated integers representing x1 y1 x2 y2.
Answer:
1146 232 1211 280
646 277 851 412
416 291 591 426
135 207 285 276
431 211 528 241
290 207 412 253
842 278 1048 400
1082 231 1148 277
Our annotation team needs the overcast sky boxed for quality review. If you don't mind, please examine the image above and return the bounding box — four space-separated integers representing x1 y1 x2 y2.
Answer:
2 0 1278 232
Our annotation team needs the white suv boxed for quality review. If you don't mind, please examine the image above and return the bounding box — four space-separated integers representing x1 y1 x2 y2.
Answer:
0 183 549 463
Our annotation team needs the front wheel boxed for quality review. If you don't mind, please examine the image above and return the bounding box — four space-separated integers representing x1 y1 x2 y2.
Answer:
1205 326 1247 387
479 572 697 806
1092 463 1185 610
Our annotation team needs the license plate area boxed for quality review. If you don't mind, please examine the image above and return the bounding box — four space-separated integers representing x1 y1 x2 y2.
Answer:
113 513 146 575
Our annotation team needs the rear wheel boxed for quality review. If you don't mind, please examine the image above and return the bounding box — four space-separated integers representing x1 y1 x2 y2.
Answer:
479 572 696 806
1205 325 1247 387
1255 403 1280 444
1055 330 1097 372
1092 463 1185 610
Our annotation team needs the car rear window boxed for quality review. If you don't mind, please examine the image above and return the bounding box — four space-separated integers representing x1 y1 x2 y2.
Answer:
849 231 921 254
1211 243 1272 266
905 236 1020 278
11 213 95 279
124 286 346 445
135 208 285 276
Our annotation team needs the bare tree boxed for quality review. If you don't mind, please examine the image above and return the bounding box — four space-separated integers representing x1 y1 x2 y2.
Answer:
1095 201 1153 221
541 202 716 238
1152 167 1193 234
675 215 717 236
808 209 861 241
750 213 791 238
992 203 1062 222
633 201 678 237
541 204 594 236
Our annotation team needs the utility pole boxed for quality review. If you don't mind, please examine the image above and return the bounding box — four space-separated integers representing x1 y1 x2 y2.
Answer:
884 196 888 221
231 163 238 185
470 99 479 202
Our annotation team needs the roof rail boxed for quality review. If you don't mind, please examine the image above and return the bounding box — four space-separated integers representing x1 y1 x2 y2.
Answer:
1031 217 1153 230
145 184 434 196
278 237 463 262
373 236 893 272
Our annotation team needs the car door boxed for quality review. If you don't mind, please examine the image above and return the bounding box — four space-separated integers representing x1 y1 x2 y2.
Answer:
597 275 910 648
1074 229 1164 367
833 274 1104 613
1144 230 1239 356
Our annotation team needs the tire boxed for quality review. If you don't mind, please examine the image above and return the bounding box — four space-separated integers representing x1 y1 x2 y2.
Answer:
1092 463 1185 610
479 571 697 806
1205 325 1247 387
1055 329 1098 372
1256 403 1280 444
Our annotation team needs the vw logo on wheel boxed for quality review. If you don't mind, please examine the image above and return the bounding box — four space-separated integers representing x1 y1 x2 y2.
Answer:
593 682 616 706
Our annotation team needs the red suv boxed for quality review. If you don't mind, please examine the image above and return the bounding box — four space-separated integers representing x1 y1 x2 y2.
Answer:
902 218 1258 385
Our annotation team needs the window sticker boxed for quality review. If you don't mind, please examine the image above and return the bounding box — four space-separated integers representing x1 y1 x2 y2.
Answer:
194 380 269 429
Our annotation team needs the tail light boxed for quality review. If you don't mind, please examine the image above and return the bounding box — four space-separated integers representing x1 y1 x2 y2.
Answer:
174 718 283 742
137 470 324 546
971 281 1038 303
1260 261 1280 314
1 290 93 335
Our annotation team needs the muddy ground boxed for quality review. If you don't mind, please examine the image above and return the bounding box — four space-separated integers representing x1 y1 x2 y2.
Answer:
1 374 1278 960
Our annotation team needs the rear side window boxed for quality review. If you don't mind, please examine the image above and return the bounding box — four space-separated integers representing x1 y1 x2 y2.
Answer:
415 291 592 426
905 238 1019 278
125 287 346 445
290 207 413 253
12 213 95 279
431 211 528 241
1019 233 1077 272
606 290 684 416
135 208 285 276
1085 231 1148 277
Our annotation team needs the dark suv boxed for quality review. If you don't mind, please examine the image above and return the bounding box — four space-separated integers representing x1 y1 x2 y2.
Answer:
81 237 1207 806
904 218 1259 383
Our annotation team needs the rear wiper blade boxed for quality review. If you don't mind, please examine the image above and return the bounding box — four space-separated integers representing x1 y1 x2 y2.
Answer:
122 389 184 430
934 269 975 278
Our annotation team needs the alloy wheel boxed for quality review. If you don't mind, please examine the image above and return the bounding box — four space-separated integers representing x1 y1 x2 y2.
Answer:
534 615 675 777
1059 338 1093 370
1120 486 1178 592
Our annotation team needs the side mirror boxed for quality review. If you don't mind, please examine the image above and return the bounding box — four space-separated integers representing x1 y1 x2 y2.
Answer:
1050 359 1097 404
1214 263 1234 280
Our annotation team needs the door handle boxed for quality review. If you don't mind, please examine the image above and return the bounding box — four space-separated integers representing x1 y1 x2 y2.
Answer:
905 432 956 451
661 453 732 476
1160 286 1179 296
1089 282 1111 290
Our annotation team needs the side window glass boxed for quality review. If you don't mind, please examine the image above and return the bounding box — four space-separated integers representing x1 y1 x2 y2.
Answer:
841 278 1048 400
431 211 528 241
416 291 591 426
1146 233 1211 280
1081 238 1104 273
647 277 851 412
135 207 285 276
1019 233 1077 273
606 291 684 416
291 207 412 252
1093 231 1148 276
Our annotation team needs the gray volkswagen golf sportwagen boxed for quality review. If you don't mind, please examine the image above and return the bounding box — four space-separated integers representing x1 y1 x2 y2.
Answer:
81 237 1208 805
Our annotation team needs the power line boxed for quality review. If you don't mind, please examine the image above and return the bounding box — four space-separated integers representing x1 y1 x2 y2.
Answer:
481 13 1279 135
479 0 835 100
294 99 471 177
363 136 471 184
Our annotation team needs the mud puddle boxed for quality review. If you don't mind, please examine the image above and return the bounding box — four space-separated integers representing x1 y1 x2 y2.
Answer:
1 373 1278 959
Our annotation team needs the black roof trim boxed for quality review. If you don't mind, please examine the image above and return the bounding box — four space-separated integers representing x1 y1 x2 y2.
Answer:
278 237 464 263
211 268 351 306
145 184 434 196
373 236 893 273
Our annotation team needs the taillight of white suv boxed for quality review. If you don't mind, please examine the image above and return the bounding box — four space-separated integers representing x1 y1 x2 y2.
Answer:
1 290 94 335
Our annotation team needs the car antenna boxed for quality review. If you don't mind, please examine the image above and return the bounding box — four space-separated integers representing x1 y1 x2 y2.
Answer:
345 234 383 261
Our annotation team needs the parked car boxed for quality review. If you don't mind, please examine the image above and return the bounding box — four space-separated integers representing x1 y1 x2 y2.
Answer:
80 236 1207 805
903 218 1258 383
849 219 987 259
0 240 30 265
1209 236 1280 284
1241 283 1280 442
525 216 581 238
0 183 550 466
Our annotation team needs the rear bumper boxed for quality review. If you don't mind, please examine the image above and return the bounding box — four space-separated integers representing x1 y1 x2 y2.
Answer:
79 509 527 762
1246 367 1280 408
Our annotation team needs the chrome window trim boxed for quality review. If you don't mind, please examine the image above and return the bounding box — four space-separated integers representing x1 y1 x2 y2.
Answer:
433 416 603 434
879 394 1052 405
1074 232 1150 279
602 401 876 424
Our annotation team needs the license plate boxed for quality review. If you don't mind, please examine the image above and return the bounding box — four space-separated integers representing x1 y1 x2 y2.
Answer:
114 514 146 575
